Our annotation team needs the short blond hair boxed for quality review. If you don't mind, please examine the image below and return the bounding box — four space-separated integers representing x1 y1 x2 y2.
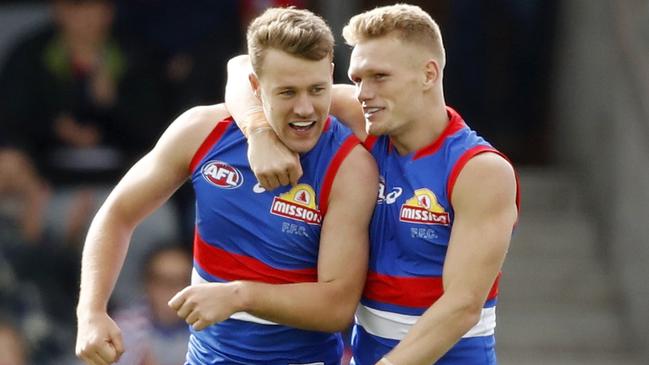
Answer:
247 7 334 76
342 4 445 67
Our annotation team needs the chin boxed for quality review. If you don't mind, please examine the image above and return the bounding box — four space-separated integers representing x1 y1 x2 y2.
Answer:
367 124 386 136
289 141 318 154
281 129 321 153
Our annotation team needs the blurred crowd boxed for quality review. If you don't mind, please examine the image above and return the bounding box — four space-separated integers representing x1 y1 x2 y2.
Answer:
0 0 247 363
0 0 555 364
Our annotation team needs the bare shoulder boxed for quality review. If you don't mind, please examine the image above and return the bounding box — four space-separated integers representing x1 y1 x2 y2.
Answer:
164 104 230 141
452 152 517 211
334 144 379 196
153 104 231 168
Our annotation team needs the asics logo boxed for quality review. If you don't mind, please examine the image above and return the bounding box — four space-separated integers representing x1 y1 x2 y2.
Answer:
377 182 402 204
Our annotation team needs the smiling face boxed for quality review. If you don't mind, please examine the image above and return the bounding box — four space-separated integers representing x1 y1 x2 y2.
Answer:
250 48 333 153
348 35 428 137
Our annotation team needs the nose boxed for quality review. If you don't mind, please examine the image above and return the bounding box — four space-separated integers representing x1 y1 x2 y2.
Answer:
355 81 374 104
293 93 315 117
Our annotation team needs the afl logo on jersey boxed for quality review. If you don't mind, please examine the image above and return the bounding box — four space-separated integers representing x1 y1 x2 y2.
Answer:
201 160 243 189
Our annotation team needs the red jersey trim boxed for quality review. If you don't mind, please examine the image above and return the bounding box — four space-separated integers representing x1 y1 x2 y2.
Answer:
447 146 521 212
194 231 317 284
189 119 233 174
323 116 331 132
362 135 379 151
319 134 360 216
413 106 466 160
363 271 500 308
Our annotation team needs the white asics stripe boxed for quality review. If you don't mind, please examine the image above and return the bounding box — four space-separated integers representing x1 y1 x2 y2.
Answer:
355 304 496 340
191 268 279 325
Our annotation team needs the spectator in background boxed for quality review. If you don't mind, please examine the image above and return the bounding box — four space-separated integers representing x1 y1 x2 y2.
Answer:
0 148 49 244
0 2 178 360
0 137 79 365
113 243 192 365
0 0 166 246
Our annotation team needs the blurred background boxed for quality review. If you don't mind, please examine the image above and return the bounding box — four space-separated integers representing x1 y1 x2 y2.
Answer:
0 0 647 364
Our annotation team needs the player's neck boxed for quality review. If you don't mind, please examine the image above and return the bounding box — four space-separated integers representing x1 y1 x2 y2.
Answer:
390 103 448 156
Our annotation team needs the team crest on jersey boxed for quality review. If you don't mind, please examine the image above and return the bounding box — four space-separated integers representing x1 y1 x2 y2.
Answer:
270 184 322 225
399 188 450 225
201 160 244 189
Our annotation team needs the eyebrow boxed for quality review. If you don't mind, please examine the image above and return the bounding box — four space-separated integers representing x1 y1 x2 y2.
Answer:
272 82 329 91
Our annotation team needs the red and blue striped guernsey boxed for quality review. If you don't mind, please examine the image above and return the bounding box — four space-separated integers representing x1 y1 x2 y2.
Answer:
188 116 359 365
351 107 520 365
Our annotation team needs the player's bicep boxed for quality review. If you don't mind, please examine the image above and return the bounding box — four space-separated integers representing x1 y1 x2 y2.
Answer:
317 146 378 287
443 153 517 299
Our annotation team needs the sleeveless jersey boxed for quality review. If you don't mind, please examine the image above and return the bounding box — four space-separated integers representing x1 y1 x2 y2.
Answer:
352 107 520 365
188 116 359 365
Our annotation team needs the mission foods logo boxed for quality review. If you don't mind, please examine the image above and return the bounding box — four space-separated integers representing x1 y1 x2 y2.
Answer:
399 188 449 226
202 160 243 189
270 184 322 225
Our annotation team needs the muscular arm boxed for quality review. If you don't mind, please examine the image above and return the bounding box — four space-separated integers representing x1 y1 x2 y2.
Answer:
242 146 378 331
382 153 518 365
75 104 229 364
170 145 379 332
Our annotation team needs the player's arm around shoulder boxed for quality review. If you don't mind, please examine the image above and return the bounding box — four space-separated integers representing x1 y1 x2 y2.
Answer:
331 84 368 142
318 143 379 326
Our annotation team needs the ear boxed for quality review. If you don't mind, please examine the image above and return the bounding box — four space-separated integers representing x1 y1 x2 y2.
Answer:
423 58 440 90
330 62 335 79
248 72 261 99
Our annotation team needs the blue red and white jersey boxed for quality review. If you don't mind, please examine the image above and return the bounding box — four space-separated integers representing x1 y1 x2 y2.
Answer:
188 116 359 365
352 107 519 365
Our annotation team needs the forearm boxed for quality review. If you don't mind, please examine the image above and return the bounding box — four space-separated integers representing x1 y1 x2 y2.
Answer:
383 294 482 365
224 55 268 137
240 280 358 332
77 204 134 314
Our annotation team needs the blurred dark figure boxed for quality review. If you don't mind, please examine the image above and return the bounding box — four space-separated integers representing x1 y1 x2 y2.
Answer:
0 1 168 362
113 243 192 365
240 0 308 26
445 0 558 164
113 0 243 240
114 0 242 118
361 0 557 164
0 0 166 246
0 0 164 185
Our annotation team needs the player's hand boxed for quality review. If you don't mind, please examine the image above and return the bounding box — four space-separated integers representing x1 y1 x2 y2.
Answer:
75 311 124 365
168 282 244 331
248 126 302 191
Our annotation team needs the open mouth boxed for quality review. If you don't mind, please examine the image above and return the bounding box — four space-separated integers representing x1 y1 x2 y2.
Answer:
289 120 317 132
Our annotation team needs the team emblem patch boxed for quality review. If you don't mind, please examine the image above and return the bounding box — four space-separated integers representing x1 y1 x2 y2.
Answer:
399 188 450 225
270 184 322 225
201 160 244 189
